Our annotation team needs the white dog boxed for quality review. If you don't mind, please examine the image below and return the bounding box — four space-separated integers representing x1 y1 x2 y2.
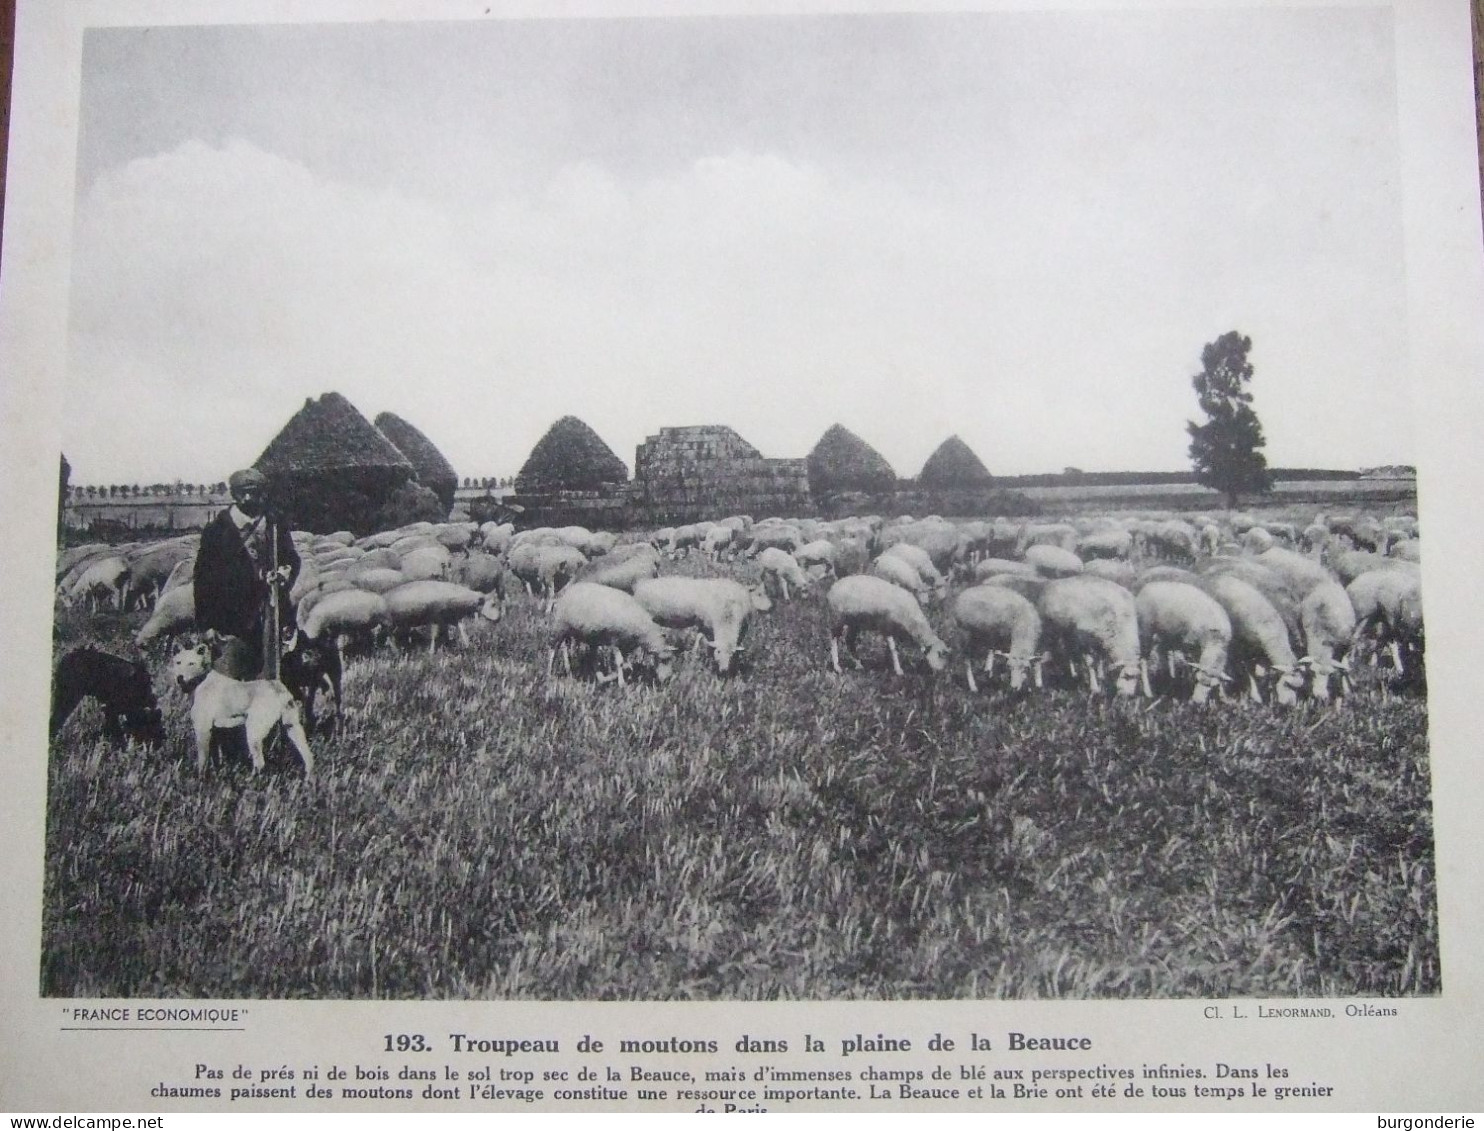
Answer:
169 644 314 776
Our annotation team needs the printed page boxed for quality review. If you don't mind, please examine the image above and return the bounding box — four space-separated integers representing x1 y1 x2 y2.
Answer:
1 0 1481 1115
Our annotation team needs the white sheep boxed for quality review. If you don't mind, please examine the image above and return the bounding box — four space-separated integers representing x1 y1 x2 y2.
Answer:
1076 528 1133 561
793 539 839 578
972 557 1037 582
548 582 675 685
702 525 737 559
1023 543 1084 579
346 566 409 594
398 543 453 582
757 547 813 601
1200 574 1308 705
950 585 1044 692
481 522 515 555
1300 580 1358 700
743 523 804 557
1241 527 1275 555
633 576 771 675
1037 576 1150 697
383 580 502 653
135 583 197 648
1081 559 1138 588
297 588 392 650
576 545 661 593
1326 547 1417 587
508 543 587 608
826 575 949 676
1347 568 1424 678
1256 546 1333 597
869 551 934 605
1015 522 1080 554
61 555 132 611
1134 581 1233 702
880 541 947 594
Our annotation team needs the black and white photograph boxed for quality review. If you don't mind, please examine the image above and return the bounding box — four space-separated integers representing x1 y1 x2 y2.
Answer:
4 0 1484 1114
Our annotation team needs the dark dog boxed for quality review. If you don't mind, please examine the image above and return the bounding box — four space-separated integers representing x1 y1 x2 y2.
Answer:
279 629 343 734
51 645 165 746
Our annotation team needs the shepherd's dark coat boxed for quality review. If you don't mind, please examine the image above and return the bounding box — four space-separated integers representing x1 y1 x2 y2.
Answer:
193 507 301 639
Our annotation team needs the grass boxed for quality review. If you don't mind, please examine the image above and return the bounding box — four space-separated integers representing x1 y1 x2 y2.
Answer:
41 526 1437 1001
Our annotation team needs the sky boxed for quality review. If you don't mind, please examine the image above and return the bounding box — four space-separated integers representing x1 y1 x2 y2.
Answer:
62 7 1410 485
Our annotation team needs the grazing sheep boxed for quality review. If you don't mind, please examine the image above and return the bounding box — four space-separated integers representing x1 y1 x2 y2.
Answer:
743 523 804 557
1325 547 1417 587
826 575 950 676
160 555 196 597
1299 580 1358 700
869 552 934 605
1134 565 1200 589
950 585 1044 692
55 543 116 582
702 525 737 559
793 539 839 578
61 555 131 611
135 583 197 648
398 543 453 582
1198 523 1222 557
1077 528 1133 561
124 541 196 609
885 523 964 575
1241 527 1275 555
576 545 661 593
1143 520 1200 562
758 547 813 601
1081 559 1138 588
1134 581 1233 702
633 576 771 675
383 580 502 653
1037 576 1150 697
548 582 675 685
1200 574 1308 705
880 542 948 594
297 588 391 651
1388 538 1422 563
346 566 409 594
1347 568 1425 679
1015 522 1080 554
481 522 515 555
508 543 587 608
972 557 1037 582
1023 544 1084 579
451 549 506 594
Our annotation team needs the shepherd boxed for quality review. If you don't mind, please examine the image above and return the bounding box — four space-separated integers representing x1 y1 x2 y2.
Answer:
193 468 300 681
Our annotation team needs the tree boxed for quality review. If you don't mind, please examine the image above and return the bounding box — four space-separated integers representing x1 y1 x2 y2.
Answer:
1186 331 1272 508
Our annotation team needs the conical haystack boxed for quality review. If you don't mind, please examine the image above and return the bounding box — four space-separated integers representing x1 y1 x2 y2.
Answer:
254 392 416 534
515 416 629 494
918 435 992 487
375 411 459 513
806 423 897 497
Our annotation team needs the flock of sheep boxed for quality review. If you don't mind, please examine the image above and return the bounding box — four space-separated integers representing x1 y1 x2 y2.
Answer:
55 504 1424 728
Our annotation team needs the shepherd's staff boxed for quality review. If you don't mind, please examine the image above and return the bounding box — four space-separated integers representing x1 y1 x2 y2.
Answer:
264 510 282 682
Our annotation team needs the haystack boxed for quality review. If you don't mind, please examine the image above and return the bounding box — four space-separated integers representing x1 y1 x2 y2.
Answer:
806 424 897 497
374 411 459 512
254 392 416 534
918 435 992 486
515 416 629 494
